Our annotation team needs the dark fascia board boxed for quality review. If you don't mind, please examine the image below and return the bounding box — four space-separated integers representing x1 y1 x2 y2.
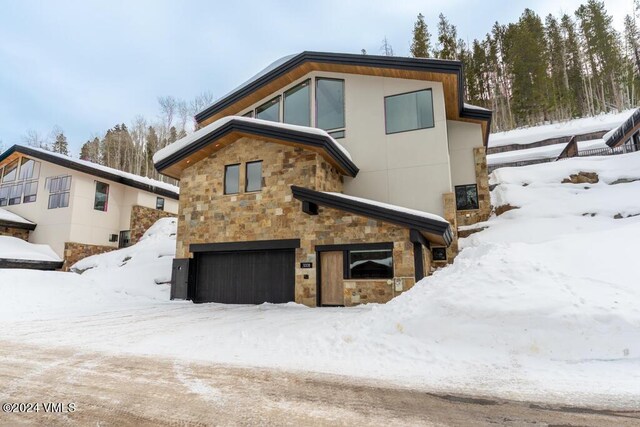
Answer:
0 258 63 270
0 145 179 200
0 219 36 231
291 186 453 246
194 52 493 142
190 238 301 253
154 119 359 177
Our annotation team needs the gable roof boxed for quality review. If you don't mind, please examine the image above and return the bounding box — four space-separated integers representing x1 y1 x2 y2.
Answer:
153 116 359 179
0 145 179 200
194 51 492 144
291 186 453 246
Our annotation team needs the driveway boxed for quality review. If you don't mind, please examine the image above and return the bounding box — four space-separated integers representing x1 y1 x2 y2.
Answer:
1 340 639 426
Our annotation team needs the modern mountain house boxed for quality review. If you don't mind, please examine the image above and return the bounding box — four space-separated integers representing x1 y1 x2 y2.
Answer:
0 145 179 268
154 51 492 307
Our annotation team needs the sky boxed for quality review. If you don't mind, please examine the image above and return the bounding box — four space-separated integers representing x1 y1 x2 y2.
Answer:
0 0 633 156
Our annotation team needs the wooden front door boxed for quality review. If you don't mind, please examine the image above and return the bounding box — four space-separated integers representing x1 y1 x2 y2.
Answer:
321 251 344 306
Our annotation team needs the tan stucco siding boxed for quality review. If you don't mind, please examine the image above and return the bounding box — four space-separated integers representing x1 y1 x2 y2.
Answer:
447 120 484 187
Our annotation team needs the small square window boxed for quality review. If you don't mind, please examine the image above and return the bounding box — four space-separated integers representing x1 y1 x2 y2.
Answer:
245 161 262 192
455 184 479 210
224 164 240 195
432 247 447 261
156 197 165 211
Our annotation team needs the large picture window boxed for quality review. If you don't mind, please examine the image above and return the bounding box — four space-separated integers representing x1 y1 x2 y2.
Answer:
256 96 281 122
18 157 40 181
46 175 71 209
316 78 345 131
245 161 262 192
349 249 393 279
224 164 240 195
384 89 434 134
283 80 310 126
455 184 479 210
94 181 109 211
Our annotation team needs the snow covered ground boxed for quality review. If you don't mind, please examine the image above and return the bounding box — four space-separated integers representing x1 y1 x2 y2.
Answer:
1 155 640 408
487 137 608 166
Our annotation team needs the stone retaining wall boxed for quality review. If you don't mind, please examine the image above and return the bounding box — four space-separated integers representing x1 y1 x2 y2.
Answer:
63 242 116 271
130 205 176 245
0 225 30 241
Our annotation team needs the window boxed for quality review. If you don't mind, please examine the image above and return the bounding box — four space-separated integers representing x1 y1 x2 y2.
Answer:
23 181 38 203
316 78 345 131
242 110 254 118
455 184 479 210
432 247 447 261
256 96 280 122
156 197 165 211
18 157 40 181
328 130 345 139
47 175 71 209
8 183 23 205
224 164 240 194
283 80 310 126
2 160 18 183
384 89 434 134
0 185 9 206
118 230 131 248
349 249 393 279
94 181 109 211
245 161 263 192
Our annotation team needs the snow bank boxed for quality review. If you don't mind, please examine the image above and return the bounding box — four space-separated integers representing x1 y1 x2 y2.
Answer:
487 138 608 166
0 236 61 261
489 110 635 148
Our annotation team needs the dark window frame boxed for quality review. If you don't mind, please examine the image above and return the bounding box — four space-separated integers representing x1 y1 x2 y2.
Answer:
432 247 447 262
93 180 109 212
383 88 435 135
454 184 479 211
255 95 281 122
46 175 72 209
315 77 346 132
347 248 394 280
283 79 311 127
156 197 165 211
224 163 241 195
245 160 263 193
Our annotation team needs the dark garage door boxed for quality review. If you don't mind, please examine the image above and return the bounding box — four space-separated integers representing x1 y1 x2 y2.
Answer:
194 249 295 304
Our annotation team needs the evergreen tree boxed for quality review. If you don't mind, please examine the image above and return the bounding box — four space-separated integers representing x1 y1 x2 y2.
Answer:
560 14 586 117
435 14 458 59
51 129 69 155
145 126 159 178
380 36 394 56
79 137 101 163
410 13 431 58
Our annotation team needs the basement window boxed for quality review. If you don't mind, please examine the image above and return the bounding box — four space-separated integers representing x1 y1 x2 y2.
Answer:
384 89 434 134
348 249 393 279
455 184 479 210
224 164 240 195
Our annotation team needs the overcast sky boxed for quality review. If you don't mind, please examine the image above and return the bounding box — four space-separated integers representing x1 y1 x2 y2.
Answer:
0 0 632 155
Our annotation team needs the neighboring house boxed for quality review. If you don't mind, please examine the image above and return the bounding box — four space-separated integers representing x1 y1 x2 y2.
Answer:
0 145 179 267
154 51 493 307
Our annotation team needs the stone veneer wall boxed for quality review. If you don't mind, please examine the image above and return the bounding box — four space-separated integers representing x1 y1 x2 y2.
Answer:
0 225 30 241
456 146 491 227
63 242 116 271
130 205 176 244
176 137 418 307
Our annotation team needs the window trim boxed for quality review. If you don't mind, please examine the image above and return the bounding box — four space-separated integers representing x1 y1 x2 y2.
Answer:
244 160 263 193
283 79 311 127
383 88 435 135
93 180 109 212
224 163 241 195
255 95 281 122
315 77 346 132
454 183 480 211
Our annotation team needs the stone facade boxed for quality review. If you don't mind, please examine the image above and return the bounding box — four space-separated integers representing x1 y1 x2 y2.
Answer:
63 242 116 271
129 205 176 244
456 146 491 227
176 137 426 307
0 225 30 241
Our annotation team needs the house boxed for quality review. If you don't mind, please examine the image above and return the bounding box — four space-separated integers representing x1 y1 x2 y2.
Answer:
154 51 492 307
0 145 179 268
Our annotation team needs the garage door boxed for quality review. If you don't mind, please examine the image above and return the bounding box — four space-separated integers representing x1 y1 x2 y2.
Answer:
194 249 295 304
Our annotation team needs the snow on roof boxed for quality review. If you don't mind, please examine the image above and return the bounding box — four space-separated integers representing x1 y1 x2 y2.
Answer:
22 146 179 195
463 103 490 112
153 116 352 165
0 207 34 225
322 191 448 224
0 236 61 262
489 110 636 148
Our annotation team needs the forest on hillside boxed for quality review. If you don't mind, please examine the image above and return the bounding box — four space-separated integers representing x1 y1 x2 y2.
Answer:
18 0 637 184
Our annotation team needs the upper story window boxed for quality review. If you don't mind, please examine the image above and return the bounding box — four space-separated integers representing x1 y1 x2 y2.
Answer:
46 175 71 209
245 161 263 192
455 184 479 210
283 80 310 126
18 157 40 181
316 78 345 133
256 96 280 122
156 197 165 211
384 89 434 134
0 157 41 206
2 160 18 183
224 164 240 195
242 110 254 118
94 181 109 211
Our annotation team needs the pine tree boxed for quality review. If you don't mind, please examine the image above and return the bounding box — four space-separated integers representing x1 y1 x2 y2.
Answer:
410 13 431 58
380 36 394 56
545 14 570 120
435 14 458 59
145 126 159 178
51 129 69 155
79 137 101 163
560 14 586 117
